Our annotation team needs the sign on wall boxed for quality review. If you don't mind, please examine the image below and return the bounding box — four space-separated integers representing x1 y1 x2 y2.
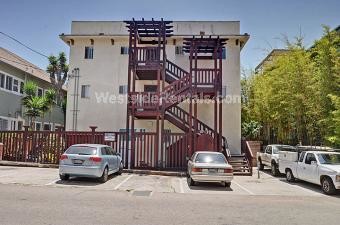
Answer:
104 132 116 142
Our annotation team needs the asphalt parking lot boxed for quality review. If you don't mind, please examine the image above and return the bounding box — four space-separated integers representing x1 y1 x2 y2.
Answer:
0 165 338 197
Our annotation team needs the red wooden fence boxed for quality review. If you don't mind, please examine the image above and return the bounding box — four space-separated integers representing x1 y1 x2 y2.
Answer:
0 129 189 171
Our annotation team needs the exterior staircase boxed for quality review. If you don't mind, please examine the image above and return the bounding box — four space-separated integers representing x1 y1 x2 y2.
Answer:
228 154 252 175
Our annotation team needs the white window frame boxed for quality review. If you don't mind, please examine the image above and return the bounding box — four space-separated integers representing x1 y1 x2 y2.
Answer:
35 122 42 131
43 122 53 131
175 46 184 55
0 116 24 131
0 70 24 96
37 88 44 97
81 85 90 98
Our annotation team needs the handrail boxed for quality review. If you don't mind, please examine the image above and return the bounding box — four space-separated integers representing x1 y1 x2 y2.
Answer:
166 105 228 153
129 92 159 110
166 59 188 80
245 141 254 174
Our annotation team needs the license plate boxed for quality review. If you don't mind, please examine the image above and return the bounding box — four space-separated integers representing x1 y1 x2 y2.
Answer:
208 169 217 173
73 159 83 165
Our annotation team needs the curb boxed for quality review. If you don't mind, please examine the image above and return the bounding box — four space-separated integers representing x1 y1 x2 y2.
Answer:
0 161 186 176
0 160 58 168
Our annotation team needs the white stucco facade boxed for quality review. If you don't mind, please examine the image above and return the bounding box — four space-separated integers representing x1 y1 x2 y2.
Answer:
60 21 249 154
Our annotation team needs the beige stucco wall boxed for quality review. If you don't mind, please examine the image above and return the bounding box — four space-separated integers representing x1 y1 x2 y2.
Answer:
64 21 246 154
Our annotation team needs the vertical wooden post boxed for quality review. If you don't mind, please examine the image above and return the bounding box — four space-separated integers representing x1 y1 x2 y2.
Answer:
90 126 97 143
193 42 198 153
218 46 223 152
23 125 29 162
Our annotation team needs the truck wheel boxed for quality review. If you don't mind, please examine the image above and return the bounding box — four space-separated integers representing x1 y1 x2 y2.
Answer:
258 160 264 170
286 169 295 182
271 163 279 176
321 177 336 195
187 176 196 186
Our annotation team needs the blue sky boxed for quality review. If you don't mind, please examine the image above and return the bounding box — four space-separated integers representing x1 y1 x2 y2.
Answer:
0 0 339 71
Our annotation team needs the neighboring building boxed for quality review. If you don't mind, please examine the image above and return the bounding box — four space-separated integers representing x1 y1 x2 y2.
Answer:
60 20 249 154
0 47 65 131
255 49 289 74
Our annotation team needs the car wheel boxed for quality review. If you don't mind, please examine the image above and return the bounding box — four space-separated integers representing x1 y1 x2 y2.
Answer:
321 177 336 195
117 162 123 175
224 182 231 188
59 174 69 181
271 163 279 176
286 169 295 182
258 160 264 170
99 167 109 183
187 176 195 186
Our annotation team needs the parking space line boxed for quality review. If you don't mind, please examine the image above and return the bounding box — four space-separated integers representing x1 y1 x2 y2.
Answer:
45 179 60 186
233 181 255 195
178 178 184 193
114 174 133 190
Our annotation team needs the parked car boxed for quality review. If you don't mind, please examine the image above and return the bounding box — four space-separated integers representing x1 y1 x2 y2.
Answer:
187 151 233 188
59 144 123 183
257 144 296 176
279 150 340 195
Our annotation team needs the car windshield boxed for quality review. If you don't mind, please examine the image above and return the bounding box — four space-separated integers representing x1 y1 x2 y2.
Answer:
273 146 295 154
66 146 97 155
195 153 226 164
317 153 340 165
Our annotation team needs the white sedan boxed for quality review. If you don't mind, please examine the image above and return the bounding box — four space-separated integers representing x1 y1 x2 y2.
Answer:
187 151 233 188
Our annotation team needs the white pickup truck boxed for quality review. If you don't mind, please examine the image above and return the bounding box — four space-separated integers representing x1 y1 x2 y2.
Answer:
257 144 295 176
279 150 340 195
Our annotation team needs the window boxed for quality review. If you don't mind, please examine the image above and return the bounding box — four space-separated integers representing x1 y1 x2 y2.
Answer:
20 82 24 94
43 123 51 131
84 46 94 59
5 76 12 90
0 73 4 88
265 146 272 154
37 88 43 97
35 122 41 131
299 152 306 162
18 121 23 131
305 153 316 165
119 85 128 94
81 85 90 98
144 85 157 92
195 153 227 164
121 47 129 55
0 118 9 131
13 79 19 92
175 46 183 55
222 48 226 59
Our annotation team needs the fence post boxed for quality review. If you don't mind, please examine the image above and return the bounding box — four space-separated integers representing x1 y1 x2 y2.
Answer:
23 126 29 162
90 126 97 143
0 142 3 160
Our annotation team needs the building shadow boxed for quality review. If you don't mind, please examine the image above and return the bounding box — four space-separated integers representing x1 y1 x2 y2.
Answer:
187 181 233 192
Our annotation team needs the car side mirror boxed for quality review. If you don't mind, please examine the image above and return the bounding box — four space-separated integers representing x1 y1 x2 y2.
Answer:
186 156 190 161
311 161 317 166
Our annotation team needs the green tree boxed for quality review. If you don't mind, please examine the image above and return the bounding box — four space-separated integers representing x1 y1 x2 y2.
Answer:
47 52 68 104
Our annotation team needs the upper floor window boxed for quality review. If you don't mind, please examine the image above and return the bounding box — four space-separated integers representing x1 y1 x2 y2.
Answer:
37 88 43 97
175 46 183 55
222 48 226 59
5 76 12 90
20 82 24 94
85 46 94 59
0 73 5 88
121 47 129 55
12 79 19 92
119 85 128 94
81 85 90 98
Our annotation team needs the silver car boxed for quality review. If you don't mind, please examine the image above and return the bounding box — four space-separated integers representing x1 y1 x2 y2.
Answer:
187 151 233 188
59 144 123 183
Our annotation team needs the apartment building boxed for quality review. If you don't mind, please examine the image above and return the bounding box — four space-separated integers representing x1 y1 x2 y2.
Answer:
0 47 65 131
60 20 249 154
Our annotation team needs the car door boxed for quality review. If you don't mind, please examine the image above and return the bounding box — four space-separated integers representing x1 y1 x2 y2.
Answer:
264 146 272 165
100 147 110 170
109 146 119 171
303 153 319 183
